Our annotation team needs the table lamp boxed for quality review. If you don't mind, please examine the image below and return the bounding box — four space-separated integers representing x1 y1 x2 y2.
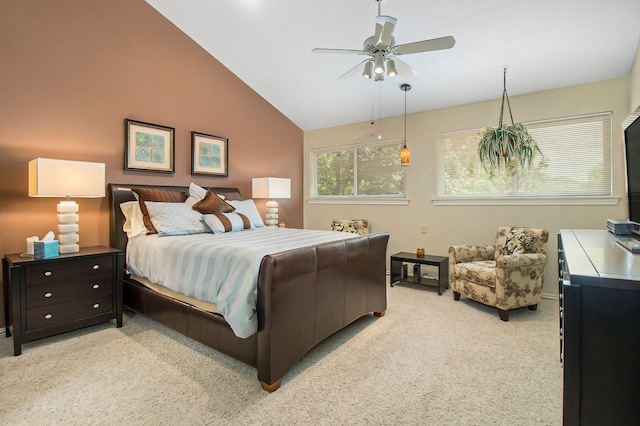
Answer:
252 177 291 227
29 158 106 253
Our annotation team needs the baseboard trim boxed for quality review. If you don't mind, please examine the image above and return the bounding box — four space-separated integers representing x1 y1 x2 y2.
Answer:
541 293 558 301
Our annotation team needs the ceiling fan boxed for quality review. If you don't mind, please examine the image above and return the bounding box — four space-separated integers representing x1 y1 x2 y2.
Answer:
312 0 455 81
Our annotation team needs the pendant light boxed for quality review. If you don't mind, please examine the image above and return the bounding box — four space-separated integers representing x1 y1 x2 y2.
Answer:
400 83 411 166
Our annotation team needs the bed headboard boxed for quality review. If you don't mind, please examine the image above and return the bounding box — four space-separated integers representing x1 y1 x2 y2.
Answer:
108 183 243 254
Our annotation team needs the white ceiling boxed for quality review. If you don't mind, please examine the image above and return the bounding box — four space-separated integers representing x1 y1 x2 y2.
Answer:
146 0 640 131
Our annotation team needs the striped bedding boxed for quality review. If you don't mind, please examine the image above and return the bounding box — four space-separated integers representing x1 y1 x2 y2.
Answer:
126 227 358 338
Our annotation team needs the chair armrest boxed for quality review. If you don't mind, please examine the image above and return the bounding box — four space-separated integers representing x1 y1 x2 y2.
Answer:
496 253 547 269
449 244 496 264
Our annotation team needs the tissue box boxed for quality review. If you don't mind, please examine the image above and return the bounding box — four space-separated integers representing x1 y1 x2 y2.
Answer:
34 240 59 259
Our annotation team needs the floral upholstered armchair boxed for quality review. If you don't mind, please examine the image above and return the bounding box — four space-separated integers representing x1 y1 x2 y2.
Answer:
448 226 549 321
331 219 369 235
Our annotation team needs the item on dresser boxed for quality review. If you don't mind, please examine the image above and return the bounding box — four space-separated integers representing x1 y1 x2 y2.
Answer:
606 218 639 235
33 240 59 259
109 183 388 392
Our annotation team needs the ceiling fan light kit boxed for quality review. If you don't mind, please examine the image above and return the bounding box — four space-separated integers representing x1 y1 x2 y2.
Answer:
386 59 397 77
362 61 373 79
478 69 544 172
374 53 385 74
312 0 455 81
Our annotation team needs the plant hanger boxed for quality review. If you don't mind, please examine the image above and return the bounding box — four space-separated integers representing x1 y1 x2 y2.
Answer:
498 68 514 129
477 68 544 172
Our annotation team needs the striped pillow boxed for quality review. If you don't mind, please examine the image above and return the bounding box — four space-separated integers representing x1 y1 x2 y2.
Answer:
144 202 207 236
203 212 254 234
132 187 187 234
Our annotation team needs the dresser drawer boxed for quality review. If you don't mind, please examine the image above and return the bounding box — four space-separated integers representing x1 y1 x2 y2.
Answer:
25 255 113 286
26 276 113 308
26 293 113 331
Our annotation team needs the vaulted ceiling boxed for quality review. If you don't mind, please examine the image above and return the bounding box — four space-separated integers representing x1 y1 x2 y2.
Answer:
146 0 640 131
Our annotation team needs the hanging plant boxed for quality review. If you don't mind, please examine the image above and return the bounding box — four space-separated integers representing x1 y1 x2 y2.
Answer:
478 69 544 172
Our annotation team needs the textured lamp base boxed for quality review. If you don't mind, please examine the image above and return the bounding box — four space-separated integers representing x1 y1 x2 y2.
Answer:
265 200 279 227
57 201 80 253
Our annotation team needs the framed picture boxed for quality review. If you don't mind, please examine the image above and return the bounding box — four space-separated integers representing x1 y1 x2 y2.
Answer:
191 131 229 177
124 119 175 173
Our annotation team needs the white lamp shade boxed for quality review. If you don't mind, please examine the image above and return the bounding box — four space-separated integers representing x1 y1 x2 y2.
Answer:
29 158 105 198
252 177 291 199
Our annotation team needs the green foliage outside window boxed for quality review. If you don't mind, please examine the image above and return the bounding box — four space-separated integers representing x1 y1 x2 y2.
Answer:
313 142 405 197
439 113 611 197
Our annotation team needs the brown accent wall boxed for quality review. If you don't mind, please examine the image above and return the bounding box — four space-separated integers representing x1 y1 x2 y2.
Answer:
0 1 303 328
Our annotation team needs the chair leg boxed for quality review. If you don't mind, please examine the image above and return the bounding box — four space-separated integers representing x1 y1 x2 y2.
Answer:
528 304 538 311
497 309 509 321
453 291 460 301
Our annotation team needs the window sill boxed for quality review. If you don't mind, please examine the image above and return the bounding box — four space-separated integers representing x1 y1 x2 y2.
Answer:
432 196 620 206
307 198 409 206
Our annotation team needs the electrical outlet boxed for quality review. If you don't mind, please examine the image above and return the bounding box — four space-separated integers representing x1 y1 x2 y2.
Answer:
421 224 427 234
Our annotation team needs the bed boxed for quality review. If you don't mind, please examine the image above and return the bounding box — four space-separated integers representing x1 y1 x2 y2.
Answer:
108 183 389 391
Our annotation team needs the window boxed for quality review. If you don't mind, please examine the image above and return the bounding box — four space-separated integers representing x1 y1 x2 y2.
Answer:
311 140 406 199
436 112 612 201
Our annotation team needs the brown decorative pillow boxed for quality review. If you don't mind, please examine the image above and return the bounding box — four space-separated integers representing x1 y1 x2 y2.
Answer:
131 187 187 234
192 189 235 214
499 227 535 256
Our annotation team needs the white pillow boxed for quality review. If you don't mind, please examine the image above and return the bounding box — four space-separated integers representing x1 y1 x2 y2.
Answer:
120 201 148 238
184 182 207 207
227 199 265 228
144 201 207 236
185 182 226 207
203 212 255 234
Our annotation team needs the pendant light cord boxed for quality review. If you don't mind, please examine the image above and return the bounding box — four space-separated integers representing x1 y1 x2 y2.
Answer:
401 83 411 147
399 83 411 165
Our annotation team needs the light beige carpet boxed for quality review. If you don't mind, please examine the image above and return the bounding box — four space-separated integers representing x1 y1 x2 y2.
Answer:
0 284 562 425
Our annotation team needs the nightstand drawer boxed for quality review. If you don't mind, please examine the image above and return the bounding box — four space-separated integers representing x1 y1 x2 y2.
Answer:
26 294 113 331
25 256 113 287
26 276 113 308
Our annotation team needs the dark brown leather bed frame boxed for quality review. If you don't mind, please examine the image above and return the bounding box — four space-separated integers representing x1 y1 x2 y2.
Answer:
108 183 388 391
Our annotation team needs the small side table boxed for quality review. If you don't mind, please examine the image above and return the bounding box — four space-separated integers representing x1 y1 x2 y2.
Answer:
3 246 123 355
390 252 449 295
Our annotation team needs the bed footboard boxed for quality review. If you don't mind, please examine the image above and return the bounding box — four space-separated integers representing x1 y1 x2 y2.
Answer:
255 232 389 390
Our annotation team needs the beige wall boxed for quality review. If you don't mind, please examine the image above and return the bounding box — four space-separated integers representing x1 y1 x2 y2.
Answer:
304 77 631 298
630 39 640 112
0 1 303 327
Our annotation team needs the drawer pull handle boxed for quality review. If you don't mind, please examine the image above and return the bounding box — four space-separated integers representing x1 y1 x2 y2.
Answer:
93 303 100 309
92 284 100 289
44 292 52 298
92 265 100 270
45 314 52 319
44 271 52 277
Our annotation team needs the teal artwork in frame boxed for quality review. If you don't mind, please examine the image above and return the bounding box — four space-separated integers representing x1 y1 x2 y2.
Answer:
191 131 228 177
125 118 174 173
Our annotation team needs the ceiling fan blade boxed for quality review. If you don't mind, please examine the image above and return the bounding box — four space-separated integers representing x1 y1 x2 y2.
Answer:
374 15 397 48
338 59 371 80
389 56 418 77
312 48 366 55
394 36 456 55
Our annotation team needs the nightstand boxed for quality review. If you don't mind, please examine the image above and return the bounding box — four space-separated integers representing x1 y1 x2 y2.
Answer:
2 246 123 355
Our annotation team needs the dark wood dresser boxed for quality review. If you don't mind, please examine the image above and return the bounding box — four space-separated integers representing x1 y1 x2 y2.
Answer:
558 229 640 426
3 245 123 355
